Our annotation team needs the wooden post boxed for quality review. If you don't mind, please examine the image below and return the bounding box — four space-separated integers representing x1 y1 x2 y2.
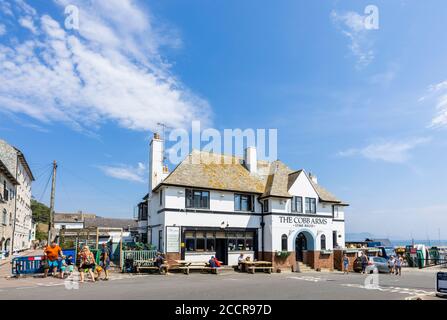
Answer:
96 227 99 250
47 161 57 243
120 228 123 272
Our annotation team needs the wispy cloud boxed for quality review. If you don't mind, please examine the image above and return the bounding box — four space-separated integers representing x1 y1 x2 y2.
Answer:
330 10 376 69
338 137 431 163
0 0 211 133
0 23 5 36
98 162 146 183
420 80 447 128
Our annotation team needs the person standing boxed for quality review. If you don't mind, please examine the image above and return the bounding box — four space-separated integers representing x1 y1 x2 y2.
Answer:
361 253 368 274
43 241 63 278
99 243 111 281
395 255 403 276
78 246 96 283
343 254 349 274
388 256 395 275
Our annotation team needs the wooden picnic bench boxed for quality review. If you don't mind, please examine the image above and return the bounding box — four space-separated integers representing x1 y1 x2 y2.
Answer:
175 260 221 275
243 261 273 274
134 259 168 275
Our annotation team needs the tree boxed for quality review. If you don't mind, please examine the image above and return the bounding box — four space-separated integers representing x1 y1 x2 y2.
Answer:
31 199 50 241
31 199 50 224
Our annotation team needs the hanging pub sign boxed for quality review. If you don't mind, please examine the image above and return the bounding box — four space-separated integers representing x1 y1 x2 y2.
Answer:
166 226 180 253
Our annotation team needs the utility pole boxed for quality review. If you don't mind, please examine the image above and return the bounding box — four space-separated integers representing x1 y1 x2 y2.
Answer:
47 160 57 244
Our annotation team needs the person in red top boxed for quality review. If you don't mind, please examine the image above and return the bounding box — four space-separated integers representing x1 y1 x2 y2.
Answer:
43 241 63 278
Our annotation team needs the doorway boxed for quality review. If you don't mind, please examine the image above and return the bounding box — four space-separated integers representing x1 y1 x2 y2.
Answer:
215 239 227 265
295 232 308 262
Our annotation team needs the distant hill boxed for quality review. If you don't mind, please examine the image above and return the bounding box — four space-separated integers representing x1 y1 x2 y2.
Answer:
345 232 375 241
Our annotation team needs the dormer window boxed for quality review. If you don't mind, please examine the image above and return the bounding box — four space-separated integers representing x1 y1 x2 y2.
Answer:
305 197 316 214
291 196 303 213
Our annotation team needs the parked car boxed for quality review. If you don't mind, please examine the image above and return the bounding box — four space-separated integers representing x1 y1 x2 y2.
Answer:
353 256 390 274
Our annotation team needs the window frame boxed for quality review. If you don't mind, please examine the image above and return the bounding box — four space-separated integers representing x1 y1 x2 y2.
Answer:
263 199 269 213
305 197 317 214
281 234 288 251
185 188 210 209
320 234 326 250
291 196 303 213
234 194 255 212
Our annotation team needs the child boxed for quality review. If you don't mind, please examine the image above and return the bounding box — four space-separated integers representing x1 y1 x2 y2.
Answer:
343 254 349 275
60 255 74 278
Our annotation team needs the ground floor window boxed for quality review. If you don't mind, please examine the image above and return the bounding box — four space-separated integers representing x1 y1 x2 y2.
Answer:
320 234 326 250
184 230 255 252
281 234 288 251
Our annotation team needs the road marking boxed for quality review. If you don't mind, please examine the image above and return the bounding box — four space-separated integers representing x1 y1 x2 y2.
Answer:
287 276 327 282
341 283 435 296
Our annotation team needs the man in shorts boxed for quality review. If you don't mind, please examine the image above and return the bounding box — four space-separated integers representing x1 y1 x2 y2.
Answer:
43 241 63 278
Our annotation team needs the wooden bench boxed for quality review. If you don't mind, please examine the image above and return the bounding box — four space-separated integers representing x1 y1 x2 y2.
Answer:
247 266 273 274
177 262 221 275
135 260 168 275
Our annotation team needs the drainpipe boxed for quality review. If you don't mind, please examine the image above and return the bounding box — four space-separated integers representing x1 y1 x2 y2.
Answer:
257 197 265 261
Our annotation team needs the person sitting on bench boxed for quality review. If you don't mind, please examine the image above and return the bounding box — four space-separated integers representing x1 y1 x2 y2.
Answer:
209 256 221 268
154 252 165 271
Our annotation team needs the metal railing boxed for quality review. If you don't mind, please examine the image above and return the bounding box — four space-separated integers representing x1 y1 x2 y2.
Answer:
120 250 158 272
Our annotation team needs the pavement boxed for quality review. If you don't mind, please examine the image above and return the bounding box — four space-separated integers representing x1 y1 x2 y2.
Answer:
0 267 445 300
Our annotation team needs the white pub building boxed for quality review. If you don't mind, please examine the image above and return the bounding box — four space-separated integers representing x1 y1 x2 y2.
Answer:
137 134 349 271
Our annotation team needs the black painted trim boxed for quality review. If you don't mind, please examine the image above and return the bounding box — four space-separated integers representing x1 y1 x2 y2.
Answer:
156 208 339 219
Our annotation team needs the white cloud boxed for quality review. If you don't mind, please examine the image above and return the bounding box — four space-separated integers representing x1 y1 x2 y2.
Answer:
0 0 14 16
338 137 431 163
421 80 447 128
19 16 38 34
0 0 211 133
0 24 5 36
98 162 147 183
330 10 375 69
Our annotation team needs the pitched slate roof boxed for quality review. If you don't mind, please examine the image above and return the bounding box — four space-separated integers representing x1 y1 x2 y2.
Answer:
84 217 137 229
156 150 267 194
155 150 346 204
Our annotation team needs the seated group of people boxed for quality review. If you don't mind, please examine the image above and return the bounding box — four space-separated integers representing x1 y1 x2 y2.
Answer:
208 256 222 268
237 253 252 271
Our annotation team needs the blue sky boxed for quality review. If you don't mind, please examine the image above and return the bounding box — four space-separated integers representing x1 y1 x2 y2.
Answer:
1 0 446 239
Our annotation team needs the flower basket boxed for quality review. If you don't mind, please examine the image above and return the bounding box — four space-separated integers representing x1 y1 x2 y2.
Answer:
275 251 291 259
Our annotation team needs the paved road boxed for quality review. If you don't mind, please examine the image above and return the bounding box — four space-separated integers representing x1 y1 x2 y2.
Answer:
0 268 443 300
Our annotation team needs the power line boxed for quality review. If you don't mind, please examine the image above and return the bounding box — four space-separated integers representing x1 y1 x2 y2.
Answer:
58 163 133 205
38 167 53 203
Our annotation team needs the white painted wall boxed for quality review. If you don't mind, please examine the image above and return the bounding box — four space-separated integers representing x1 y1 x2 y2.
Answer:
54 222 84 230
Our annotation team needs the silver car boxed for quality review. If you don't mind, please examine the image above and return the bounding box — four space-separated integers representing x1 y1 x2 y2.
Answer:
366 256 390 274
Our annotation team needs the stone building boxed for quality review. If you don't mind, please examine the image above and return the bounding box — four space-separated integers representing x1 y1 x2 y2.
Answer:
0 139 35 252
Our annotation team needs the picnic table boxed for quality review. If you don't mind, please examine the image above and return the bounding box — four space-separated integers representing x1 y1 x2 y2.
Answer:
174 260 221 275
240 261 273 274
134 259 168 275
